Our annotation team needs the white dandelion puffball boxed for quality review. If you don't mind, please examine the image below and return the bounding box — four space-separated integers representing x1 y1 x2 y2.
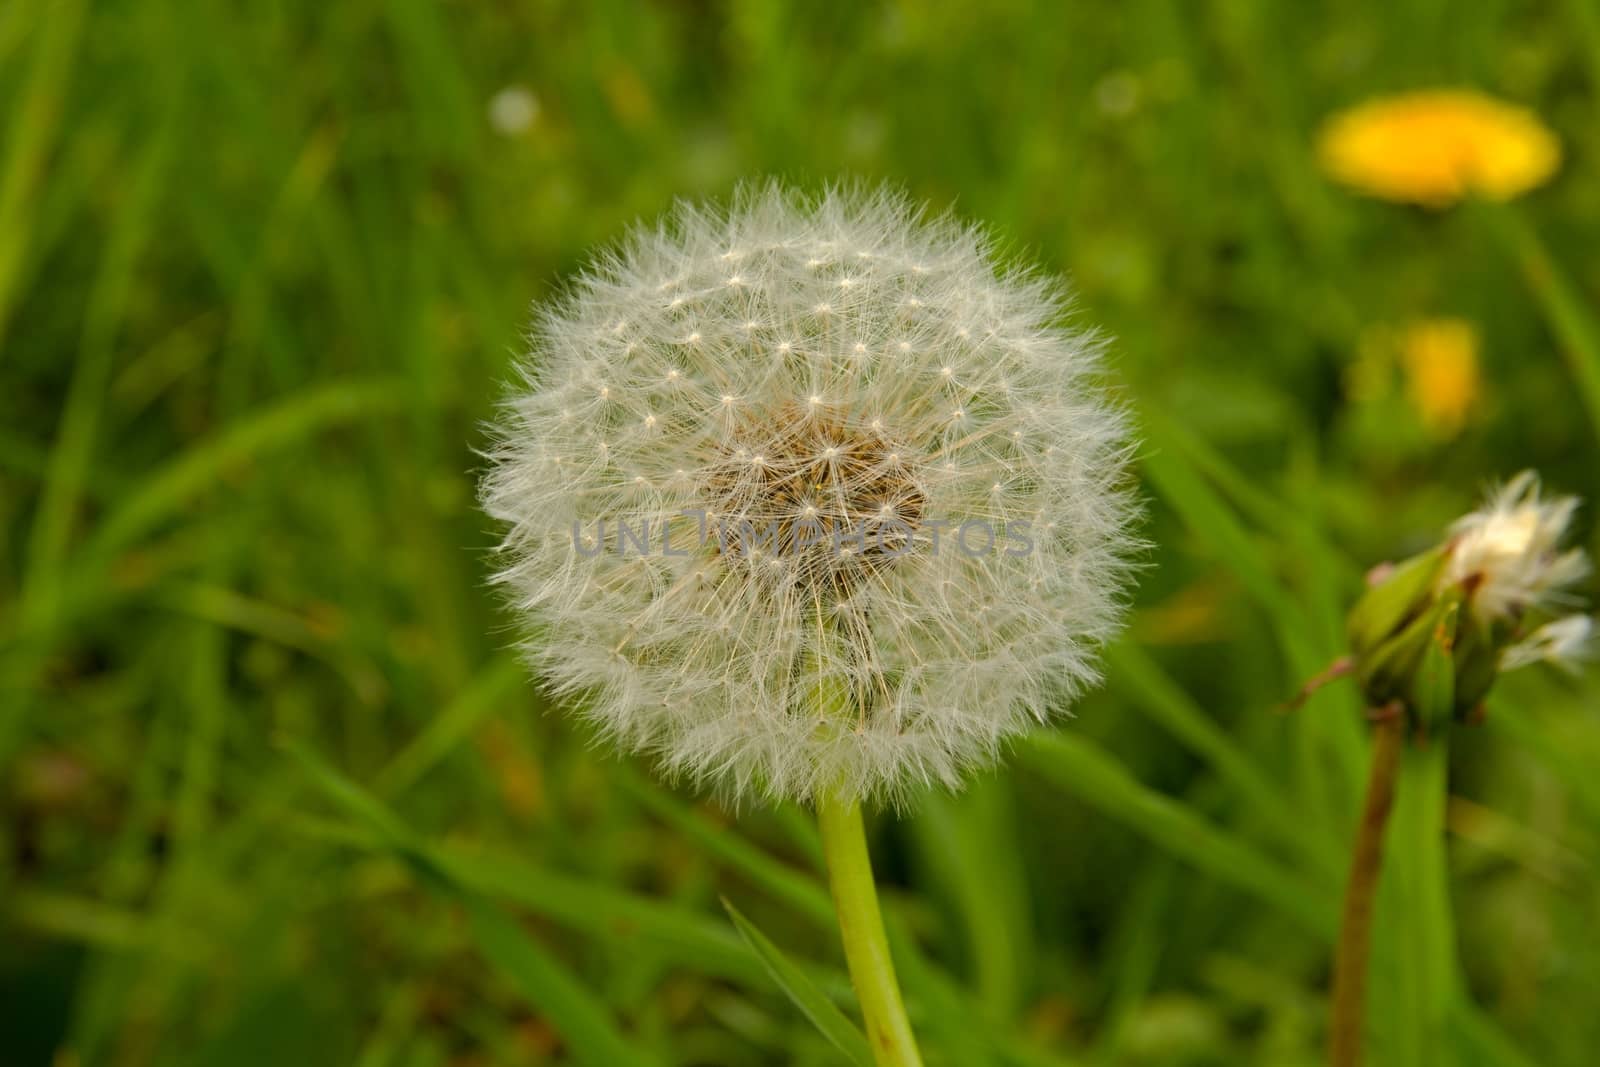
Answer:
481 184 1139 806
1447 471 1589 621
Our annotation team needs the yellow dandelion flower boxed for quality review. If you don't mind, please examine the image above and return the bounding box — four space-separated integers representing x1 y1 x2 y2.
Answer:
1317 90 1560 207
1398 318 1481 436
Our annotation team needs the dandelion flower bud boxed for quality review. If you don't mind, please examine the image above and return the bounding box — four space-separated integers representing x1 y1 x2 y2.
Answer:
1347 471 1591 735
480 184 1139 805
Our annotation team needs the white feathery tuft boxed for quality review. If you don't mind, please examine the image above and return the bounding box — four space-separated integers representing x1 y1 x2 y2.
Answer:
1447 470 1589 621
1501 614 1594 671
480 182 1141 807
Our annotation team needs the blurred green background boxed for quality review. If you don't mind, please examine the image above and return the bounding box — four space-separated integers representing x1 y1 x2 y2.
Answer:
3 1 1599 1065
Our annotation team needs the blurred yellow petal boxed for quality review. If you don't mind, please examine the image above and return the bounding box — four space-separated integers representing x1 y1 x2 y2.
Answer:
1317 90 1560 207
1399 318 1481 436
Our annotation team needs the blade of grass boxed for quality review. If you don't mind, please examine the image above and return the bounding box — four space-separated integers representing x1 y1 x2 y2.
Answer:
910 782 1030 1021
1139 436 1364 851
278 739 413 846
376 654 526 795
616 769 836 928
0 0 89 356
1484 688 1600 825
611 773 1021 1062
352 984 426 1067
1141 446 1306 636
281 740 659 1067
8 889 157 953
287 811 775 988
459 892 660 1067
1023 733 1335 936
770 801 827 869
1485 202 1600 446
1563 0 1600 94
22 75 181 632
1452 1001 1539 1067
9 387 399 765
436 845 763 985
879 914 1017 1067
1089 859 1177 1063
85 380 411 562
613 773 1038 1064
169 614 227 886
722 898 876 1067
159 581 386 707
1107 642 1343 880
100 674 185 902
384 0 479 161
1140 405 1361 657
1139 404 1357 578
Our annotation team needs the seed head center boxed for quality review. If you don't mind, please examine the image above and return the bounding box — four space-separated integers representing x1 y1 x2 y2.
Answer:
704 401 926 596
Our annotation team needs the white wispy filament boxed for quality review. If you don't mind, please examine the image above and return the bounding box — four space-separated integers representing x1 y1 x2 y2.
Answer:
1444 471 1592 674
481 184 1139 805
1447 470 1588 620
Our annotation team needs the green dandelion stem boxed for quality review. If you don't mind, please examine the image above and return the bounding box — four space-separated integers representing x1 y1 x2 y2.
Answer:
817 791 924 1067
1329 711 1405 1067
1393 735 1458 1067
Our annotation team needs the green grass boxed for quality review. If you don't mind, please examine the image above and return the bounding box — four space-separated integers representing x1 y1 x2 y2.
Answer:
4 1 1600 1065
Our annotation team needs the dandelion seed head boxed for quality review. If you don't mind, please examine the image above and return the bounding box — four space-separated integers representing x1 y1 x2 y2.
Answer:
480 183 1140 806
1447 471 1588 620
